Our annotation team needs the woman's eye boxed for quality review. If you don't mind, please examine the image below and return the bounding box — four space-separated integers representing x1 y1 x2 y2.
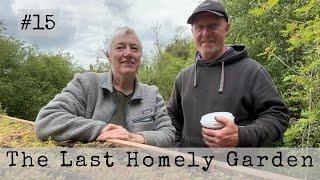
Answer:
116 46 124 50
131 46 139 52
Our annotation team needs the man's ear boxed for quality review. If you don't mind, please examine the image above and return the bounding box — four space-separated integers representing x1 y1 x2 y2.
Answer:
225 23 230 37
191 25 196 40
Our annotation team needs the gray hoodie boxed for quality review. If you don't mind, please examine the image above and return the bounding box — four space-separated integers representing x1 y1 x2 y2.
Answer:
168 45 289 147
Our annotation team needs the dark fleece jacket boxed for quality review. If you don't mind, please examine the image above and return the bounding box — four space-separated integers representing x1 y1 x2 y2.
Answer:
167 45 289 147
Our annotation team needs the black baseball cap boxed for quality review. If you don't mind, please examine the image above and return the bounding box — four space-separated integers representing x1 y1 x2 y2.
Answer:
187 0 229 24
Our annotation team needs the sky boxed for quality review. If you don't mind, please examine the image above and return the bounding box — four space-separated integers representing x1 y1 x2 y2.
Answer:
0 0 202 69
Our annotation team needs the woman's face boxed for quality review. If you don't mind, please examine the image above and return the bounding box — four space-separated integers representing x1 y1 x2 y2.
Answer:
107 33 142 77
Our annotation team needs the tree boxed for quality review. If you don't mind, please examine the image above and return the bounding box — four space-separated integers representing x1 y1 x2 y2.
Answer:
139 28 195 101
279 0 320 147
0 33 75 120
89 57 110 73
223 0 320 147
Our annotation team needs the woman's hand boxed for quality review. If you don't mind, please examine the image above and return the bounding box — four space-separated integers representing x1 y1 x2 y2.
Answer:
97 124 145 144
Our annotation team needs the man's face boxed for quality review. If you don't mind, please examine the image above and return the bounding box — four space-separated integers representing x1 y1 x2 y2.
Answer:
107 33 142 76
191 12 229 60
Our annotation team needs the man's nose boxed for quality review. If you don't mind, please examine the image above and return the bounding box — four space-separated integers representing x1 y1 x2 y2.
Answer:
202 26 210 36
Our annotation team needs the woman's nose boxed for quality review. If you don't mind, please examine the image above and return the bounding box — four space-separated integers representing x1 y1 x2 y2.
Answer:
124 46 133 56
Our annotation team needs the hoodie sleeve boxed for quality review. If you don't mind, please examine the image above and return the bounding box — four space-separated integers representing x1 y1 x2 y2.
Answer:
167 75 184 146
34 73 105 142
237 67 289 147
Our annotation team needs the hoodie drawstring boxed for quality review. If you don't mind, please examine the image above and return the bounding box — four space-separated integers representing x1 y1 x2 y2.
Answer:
193 53 198 87
193 52 226 93
219 62 224 93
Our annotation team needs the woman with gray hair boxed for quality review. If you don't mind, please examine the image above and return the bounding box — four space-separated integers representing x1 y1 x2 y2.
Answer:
35 27 175 147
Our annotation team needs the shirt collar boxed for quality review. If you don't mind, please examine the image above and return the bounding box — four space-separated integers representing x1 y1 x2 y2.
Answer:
99 71 144 101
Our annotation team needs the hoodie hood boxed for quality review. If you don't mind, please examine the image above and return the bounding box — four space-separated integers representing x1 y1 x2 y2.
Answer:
193 45 249 92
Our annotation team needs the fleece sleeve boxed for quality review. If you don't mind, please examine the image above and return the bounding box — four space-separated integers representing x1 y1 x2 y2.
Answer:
34 73 105 142
137 87 176 147
237 68 290 147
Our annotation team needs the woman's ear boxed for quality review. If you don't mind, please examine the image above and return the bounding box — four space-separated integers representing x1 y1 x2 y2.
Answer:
106 52 111 63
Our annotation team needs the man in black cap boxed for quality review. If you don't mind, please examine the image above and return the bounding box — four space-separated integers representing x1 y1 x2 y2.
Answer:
168 0 289 147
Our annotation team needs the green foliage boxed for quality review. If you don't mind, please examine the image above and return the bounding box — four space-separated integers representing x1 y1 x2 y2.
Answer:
284 111 320 147
139 36 195 101
223 0 295 89
280 1 320 147
0 35 75 120
89 57 111 73
0 102 6 115
0 116 57 147
0 116 115 147
220 0 320 147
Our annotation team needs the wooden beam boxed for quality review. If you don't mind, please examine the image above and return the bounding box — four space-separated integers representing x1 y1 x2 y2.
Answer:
0 115 35 125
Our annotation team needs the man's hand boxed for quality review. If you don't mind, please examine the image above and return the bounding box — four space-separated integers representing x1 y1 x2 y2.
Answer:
96 124 145 144
201 116 238 147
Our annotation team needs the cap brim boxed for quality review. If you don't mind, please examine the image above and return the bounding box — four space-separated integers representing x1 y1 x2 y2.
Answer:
187 10 225 24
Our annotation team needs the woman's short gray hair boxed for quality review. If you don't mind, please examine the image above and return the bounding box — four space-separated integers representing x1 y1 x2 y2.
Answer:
106 26 142 55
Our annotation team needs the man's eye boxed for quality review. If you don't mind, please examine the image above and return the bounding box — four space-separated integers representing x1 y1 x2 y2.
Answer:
209 24 219 29
195 25 204 31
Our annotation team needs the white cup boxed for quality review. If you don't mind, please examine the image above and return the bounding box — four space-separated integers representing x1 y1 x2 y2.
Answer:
200 112 234 129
